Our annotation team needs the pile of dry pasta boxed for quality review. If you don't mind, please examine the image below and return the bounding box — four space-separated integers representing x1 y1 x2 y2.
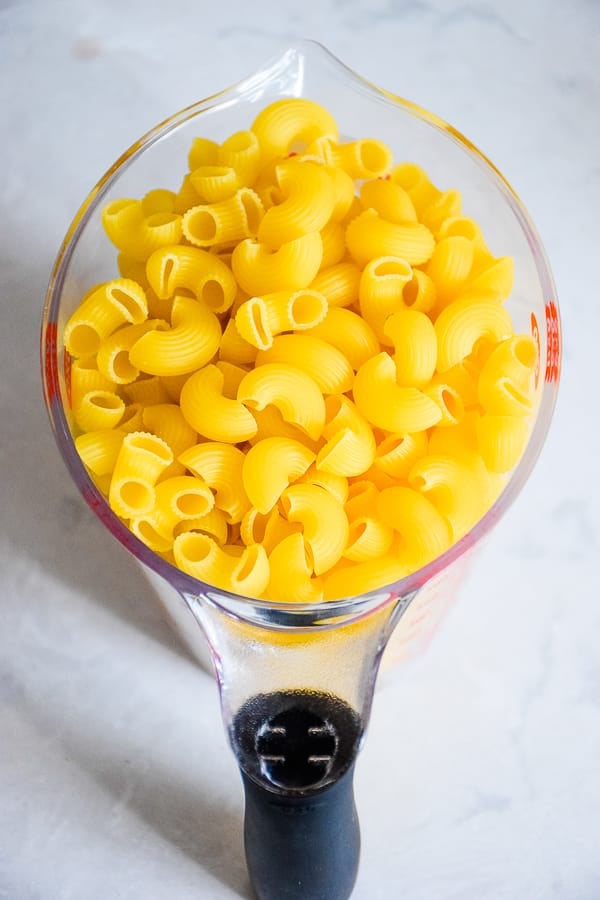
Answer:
64 98 538 601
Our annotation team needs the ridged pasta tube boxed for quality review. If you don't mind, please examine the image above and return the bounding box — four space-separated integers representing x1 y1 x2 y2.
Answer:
249 405 321 453
465 256 514 303
359 256 413 343
354 352 442 433
97 320 169 384
297 463 348 506
189 165 239 202
180 365 258 443
64 279 148 358
373 431 428 479
237 363 326 441
434 298 514 373
74 390 125 433
175 507 229 545
383 309 438 387
258 161 335 248
218 130 262 187
376 485 452 567
132 476 216 552
422 384 464 427
70 358 115 410
173 533 269 597
232 233 323 295
476 414 530 473
425 236 474 308
280 484 349 575
306 308 379 371
419 189 462 233
347 209 435 268
251 98 338 161
255 334 353 394
319 220 346 268
316 395 376 477
345 480 379 521
240 506 300 554
102 199 183 261
389 162 441 215
128 295 221 377
309 261 361 309
235 290 328 351
75 429 126 476
323 552 410 600
408 454 483 541
109 432 173 519
327 138 393 179
118 403 145 434
123 376 170 407
325 165 356 222
477 335 537 416
219 318 258 365
142 403 197 479
242 437 315 513
266 532 324 603
179 442 250 524
342 516 394 563
146 245 237 314
182 188 264 247
188 137 219 170
359 179 418 223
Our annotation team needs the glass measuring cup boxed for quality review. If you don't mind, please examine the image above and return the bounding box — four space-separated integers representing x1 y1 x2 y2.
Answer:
41 41 560 900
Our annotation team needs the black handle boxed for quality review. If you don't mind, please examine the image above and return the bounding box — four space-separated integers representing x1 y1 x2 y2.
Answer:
242 765 360 900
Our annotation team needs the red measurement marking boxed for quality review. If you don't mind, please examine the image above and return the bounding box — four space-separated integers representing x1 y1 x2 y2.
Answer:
63 348 72 408
544 300 560 383
530 312 540 388
44 322 58 402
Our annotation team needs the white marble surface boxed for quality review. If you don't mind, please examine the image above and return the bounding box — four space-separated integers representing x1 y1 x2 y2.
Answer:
1 0 599 897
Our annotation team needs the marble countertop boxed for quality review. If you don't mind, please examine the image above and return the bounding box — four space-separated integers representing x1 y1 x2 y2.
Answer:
1 0 599 897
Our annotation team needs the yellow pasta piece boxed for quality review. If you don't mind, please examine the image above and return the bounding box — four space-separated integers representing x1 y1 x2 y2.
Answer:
265 533 324 603
309 261 361 309
384 309 438 387
345 480 379 521
109 432 173 519
179 442 250 524
64 279 148 358
328 139 393 179
376 485 452 568
373 430 428 479
102 199 144 251
296 463 348 506
255 334 353 395
173 533 269 596
354 352 442 433
142 403 197 479
218 130 262 188
389 162 441 215
174 173 202 214
319 220 346 269
190 165 239 202
74 390 125 433
477 335 537 416
235 290 328 351
123 376 171 406
422 383 464 427
75 429 125 476
180 365 257 443
219 318 258 365
70 358 114 410
306 308 379 371
425 236 474 308
117 253 151 291
102 199 183 261
419 189 462 233
434 297 514 373
251 98 338 161
408 454 483 541
316 395 376 477
240 506 289 550
96 320 169 384
118 403 145 434
359 178 418 223
347 209 435 268
248 406 321 453
323 551 410 600
242 437 315 514
237 363 326 441
188 137 219 170
477 414 530 473
280 483 349 575
465 256 514 303
132 476 215 552
258 160 335 248
343 516 394 563
402 268 437 315
437 216 490 260
129 295 222 377
214 360 249 398
145 244 237 314
174 507 229 545
141 189 177 216
431 360 478 409
232 232 323 295
359 256 413 342
182 188 264 247
324 165 356 222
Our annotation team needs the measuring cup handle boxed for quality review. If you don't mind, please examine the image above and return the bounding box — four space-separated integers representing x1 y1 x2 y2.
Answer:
241 765 360 900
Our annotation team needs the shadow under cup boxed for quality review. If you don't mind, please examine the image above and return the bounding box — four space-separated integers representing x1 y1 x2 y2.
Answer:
41 39 560 900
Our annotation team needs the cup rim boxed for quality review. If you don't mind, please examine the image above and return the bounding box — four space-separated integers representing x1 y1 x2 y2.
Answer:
41 39 562 620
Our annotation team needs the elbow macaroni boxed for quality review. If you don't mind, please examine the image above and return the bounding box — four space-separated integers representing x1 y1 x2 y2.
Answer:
65 97 539 601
